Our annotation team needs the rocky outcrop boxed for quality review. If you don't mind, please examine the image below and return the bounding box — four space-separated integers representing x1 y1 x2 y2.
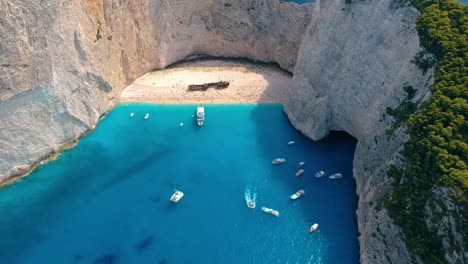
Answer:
0 0 440 263
284 0 434 262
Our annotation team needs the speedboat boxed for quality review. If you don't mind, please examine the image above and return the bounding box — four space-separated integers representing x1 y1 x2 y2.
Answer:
290 189 305 200
315 170 326 178
309 223 319 233
179 123 184 127
130 113 135 117
144 113 150 119
170 190 184 203
245 186 256 209
295 169 304 177
262 207 279 217
329 173 343 179
288 141 295 146
197 104 205 126
272 158 286 165
298 161 305 167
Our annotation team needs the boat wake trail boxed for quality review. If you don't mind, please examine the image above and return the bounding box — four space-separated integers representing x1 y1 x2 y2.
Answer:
244 185 257 208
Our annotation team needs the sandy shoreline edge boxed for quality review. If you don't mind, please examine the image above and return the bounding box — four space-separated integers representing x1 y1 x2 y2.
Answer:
121 59 292 104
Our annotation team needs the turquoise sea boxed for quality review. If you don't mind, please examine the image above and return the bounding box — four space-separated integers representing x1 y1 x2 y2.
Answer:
0 103 358 264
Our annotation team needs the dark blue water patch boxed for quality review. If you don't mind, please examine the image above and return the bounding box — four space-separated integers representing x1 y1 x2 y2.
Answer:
135 234 156 253
94 253 118 264
281 0 314 4
0 103 358 263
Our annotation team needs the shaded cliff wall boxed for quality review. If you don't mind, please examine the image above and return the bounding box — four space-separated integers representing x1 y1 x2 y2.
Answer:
0 0 312 181
284 0 433 263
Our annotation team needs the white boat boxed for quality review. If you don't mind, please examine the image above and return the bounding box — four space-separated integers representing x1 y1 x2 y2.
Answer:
272 158 286 165
309 223 319 233
245 186 257 209
288 141 295 146
144 113 150 119
179 123 184 127
329 173 343 179
197 105 205 126
290 189 305 200
298 161 305 167
170 190 184 203
295 169 304 177
315 170 326 178
262 207 279 217
130 113 135 117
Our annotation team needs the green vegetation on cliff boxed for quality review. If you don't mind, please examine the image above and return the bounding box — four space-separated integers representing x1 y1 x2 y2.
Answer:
384 0 467 262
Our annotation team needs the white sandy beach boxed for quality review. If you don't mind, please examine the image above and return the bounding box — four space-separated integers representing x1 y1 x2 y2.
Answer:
121 59 292 103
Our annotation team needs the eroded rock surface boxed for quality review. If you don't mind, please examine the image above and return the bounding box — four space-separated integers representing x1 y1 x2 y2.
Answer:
284 0 434 262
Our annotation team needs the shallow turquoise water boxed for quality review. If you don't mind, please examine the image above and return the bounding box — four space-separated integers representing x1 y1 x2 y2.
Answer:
0 103 358 264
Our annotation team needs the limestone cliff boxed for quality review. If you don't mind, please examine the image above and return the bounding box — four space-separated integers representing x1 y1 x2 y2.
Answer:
0 0 439 263
284 0 434 262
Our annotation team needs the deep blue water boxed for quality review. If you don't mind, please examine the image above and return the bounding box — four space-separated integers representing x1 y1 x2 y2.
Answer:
0 103 358 264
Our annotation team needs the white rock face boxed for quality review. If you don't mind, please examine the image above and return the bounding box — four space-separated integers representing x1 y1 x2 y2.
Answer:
284 0 434 262
0 0 437 262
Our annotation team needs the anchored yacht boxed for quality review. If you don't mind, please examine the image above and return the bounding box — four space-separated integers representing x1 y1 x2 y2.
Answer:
197 105 205 126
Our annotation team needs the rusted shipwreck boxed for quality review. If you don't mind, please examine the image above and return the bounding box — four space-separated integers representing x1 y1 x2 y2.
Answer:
188 81 230 91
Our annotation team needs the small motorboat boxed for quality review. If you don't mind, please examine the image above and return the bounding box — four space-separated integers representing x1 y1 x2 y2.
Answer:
288 141 295 146
295 169 304 177
290 189 305 200
272 158 286 165
197 104 205 126
170 190 184 203
262 207 279 217
247 200 255 209
130 113 135 117
179 123 184 127
144 113 150 119
329 173 343 179
309 223 319 233
315 170 326 178
298 161 305 167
